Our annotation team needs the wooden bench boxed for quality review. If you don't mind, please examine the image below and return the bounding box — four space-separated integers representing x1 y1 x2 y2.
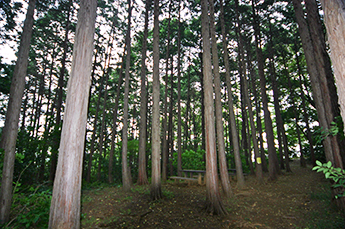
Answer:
169 176 198 185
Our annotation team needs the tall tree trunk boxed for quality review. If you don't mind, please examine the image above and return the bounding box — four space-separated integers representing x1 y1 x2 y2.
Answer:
150 0 162 200
48 0 97 227
252 0 280 181
246 51 268 173
201 0 226 215
320 0 345 209
168 55 174 176
161 0 171 182
292 0 343 168
137 0 151 185
294 44 316 166
209 0 232 198
122 0 133 191
234 0 263 180
0 0 36 223
177 0 183 177
220 0 245 188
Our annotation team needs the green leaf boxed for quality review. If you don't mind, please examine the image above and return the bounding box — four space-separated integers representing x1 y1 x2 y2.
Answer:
326 161 332 168
316 160 322 166
325 172 331 179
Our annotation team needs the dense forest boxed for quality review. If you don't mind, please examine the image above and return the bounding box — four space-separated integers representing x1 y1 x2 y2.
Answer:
0 0 345 227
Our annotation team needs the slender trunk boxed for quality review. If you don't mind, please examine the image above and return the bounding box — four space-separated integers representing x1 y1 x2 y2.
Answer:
150 0 162 200
209 0 232 198
0 0 36 223
122 0 133 191
201 0 226 215
161 0 171 182
177 0 183 177
137 0 151 185
220 0 245 188
252 0 279 180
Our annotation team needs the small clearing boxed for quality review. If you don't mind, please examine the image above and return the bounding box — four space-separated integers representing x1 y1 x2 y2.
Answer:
81 160 345 228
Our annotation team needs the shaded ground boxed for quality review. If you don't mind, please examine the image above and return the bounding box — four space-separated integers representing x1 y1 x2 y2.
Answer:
81 160 345 228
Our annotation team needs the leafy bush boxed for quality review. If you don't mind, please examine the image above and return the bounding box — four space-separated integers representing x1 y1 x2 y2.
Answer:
173 149 205 170
6 185 52 228
312 160 345 199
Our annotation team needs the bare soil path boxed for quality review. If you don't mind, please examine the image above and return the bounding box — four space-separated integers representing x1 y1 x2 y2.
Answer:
81 160 345 228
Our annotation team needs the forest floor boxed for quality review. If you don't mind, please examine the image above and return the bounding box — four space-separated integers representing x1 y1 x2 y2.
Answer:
81 160 345 229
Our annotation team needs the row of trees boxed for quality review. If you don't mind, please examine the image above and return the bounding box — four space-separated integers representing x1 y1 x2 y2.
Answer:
1 0 345 226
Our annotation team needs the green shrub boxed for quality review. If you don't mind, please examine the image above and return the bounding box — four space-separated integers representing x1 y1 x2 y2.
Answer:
312 160 345 199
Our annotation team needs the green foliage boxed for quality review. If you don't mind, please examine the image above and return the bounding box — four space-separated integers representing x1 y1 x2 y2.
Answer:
314 121 340 145
173 149 205 170
312 160 345 199
6 185 52 229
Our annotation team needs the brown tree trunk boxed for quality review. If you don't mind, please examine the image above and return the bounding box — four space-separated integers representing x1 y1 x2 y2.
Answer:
150 0 162 200
209 0 232 198
161 0 171 182
293 0 343 169
0 0 36 223
48 0 97 227
252 0 280 181
137 0 151 185
234 0 263 180
220 0 245 188
320 0 345 209
122 0 133 191
201 0 226 215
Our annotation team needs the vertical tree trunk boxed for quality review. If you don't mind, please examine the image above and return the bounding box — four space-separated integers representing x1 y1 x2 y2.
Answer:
0 0 36 223
209 0 232 198
137 0 151 185
177 0 183 177
48 0 97 227
320 0 345 209
293 0 343 168
201 0 226 215
220 0 245 188
320 0 345 162
150 0 162 200
122 0 133 191
234 0 263 180
161 0 171 182
252 0 280 181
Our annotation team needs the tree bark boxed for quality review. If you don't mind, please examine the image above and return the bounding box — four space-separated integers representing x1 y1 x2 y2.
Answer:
209 0 232 198
150 0 162 200
220 0 245 188
161 0 171 182
252 0 280 181
122 0 133 191
48 0 97 227
201 0 226 215
320 0 345 167
137 0 151 185
0 0 36 223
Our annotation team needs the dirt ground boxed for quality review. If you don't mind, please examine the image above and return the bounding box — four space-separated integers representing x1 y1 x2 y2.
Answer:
81 160 345 229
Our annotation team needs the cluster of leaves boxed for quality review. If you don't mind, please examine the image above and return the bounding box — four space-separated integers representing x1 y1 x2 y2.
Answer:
313 160 345 199
173 149 205 170
6 185 52 228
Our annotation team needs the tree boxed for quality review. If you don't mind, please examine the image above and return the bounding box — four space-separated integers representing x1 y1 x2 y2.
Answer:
252 0 280 181
209 0 232 198
0 0 36 223
201 0 226 215
48 0 97 227
220 0 246 188
150 0 162 200
137 0 151 185
320 0 345 165
121 0 133 191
